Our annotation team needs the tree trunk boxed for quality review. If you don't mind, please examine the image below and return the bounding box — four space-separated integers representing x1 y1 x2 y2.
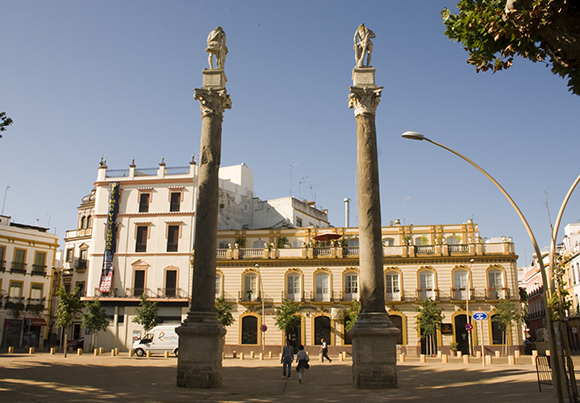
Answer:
63 328 68 358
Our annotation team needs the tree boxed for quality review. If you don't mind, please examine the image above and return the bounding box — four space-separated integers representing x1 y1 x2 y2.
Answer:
492 299 525 355
132 294 158 332
82 298 110 351
215 297 234 328
55 286 83 357
415 298 444 356
345 300 361 333
274 299 302 341
0 112 13 137
442 0 580 95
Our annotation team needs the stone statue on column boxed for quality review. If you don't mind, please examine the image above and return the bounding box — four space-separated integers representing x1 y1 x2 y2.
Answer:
206 26 228 70
354 24 375 68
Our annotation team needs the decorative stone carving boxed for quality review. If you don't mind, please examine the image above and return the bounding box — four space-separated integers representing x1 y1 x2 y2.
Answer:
348 87 382 117
194 88 232 118
354 24 375 68
206 26 228 70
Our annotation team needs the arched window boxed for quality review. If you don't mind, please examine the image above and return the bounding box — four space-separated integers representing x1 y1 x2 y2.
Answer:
385 270 401 301
344 272 358 301
215 272 222 298
314 316 331 345
252 239 266 248
79 216 85 230
487 268 505 299
453 269 469 300
286 271 301 301
418 269 435 300
390 314 404 345
86 215 92 229
243 272 258 301
241 316 258 344
383 238 395 246
446 235 459 245
315 272 330 302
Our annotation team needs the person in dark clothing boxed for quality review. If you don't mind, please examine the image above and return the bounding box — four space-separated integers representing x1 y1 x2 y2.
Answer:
320 338 332 363
295 345 309 383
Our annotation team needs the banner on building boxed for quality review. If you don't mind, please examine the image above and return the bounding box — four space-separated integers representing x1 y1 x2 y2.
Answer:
99 182 120 293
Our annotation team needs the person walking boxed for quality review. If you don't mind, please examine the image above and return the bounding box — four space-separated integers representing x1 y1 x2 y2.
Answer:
281 339 294 380
320 338 332 363
295 345 309 383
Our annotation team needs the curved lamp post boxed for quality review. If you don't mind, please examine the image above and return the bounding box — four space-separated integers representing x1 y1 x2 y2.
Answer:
402 131 568 402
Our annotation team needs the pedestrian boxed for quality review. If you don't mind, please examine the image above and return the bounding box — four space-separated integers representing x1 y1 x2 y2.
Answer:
28 333 37 348
281 339 294 380
295 345 309 383
320 338 332 363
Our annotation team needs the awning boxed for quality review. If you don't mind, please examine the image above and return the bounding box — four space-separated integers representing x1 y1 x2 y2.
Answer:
26 318 47 326
313 232 342 241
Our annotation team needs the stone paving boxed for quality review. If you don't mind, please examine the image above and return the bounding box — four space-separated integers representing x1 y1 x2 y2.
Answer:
0 352 561 402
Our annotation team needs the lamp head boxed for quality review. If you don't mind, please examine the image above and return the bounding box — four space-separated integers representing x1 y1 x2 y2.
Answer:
402 131 426 141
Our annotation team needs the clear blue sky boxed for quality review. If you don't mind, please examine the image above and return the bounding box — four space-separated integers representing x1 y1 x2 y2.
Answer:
2 0 579 266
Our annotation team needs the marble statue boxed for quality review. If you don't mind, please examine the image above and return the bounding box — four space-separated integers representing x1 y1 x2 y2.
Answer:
354 24 375 68
206 26 228 70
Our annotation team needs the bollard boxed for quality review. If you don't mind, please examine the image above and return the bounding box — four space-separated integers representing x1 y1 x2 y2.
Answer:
29 347 35 354
250 351 254 359
319 353 323 362
99 347 103 355
457 351 462 358
78 348 83 355
494 350 500 358
339 353 344 362
164 351 170 359
546 350 551 356
343 351 347 360
514 350 520 358
463 355 470 364
259 352 264 360
508 355 515 365
115 348 119 356
50 347 56 355
420 354 426 363
485 355 492 365
8 346 14 354
129 349 135 357
476 351 481 358
399 353 406 363
112 350 116 357
222 352 225 360
268 351 272 358
146 351 152 358
279 352 282 361
94 349 99 356
442 354 448 363
437 351 442 358
240 352 244 360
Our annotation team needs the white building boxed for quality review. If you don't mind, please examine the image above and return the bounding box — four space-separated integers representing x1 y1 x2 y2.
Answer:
0 215 59 350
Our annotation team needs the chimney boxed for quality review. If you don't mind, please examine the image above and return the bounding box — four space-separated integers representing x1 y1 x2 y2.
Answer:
344 198 351 227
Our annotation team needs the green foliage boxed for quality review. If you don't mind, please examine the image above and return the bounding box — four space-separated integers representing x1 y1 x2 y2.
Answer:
235 236 246 248
548 255 573 320
55 287 83 329
215 297 235 327
450 341 459 351
277 237 289 249
274 299 302 339
26 297 46 316
419 235 429 245
492 299 524 331
442 0 580 95
132 294 158 332
0 111 13 137
82 298 110 334
6 301 25 318
345 300 361 332
414 298 444 336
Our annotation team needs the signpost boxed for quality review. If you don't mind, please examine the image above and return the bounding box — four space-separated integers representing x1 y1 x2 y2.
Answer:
473 311 487 367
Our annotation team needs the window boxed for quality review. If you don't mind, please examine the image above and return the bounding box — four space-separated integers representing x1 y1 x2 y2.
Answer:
139 192 150 213
241 316 258 344
488 269 505 299
32 251 46 275
80 216 85 229
134 270 145 297
296 218 303 227
314 316 331 345
78 248 88 270
344 272 359 301
243 273 258 301
30 283 43 304
315 272 330 302
135 226 148 252
418 270 434 300
219 241 229 249
453 269 469 300
75 282 85 297
9 281 23 302
167 225 179 252
66 248 74 262
0 245 5 271
382 238 394 246
165 270 177 297
215 273 222 298
385 271 400 301
491 314 503 344
12 249 26 273
252 239 266 248
349 238 360 247
86 215 92 228
286 273 301 301
170 192 181 212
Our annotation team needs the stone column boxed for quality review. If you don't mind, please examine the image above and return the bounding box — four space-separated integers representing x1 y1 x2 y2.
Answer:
176 58 231 387
348 34 399 389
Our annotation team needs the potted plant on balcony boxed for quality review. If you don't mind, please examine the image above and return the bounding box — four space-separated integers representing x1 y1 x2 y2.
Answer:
246 290 253 302
449 341 459 356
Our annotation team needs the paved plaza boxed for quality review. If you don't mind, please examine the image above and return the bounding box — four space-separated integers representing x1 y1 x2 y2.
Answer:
0 352 561 402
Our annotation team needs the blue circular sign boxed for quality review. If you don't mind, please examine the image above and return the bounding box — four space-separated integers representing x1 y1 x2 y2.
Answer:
473 312 488 321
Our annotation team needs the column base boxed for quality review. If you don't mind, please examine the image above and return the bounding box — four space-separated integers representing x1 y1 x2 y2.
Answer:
176 311 226 388
349 312 400 389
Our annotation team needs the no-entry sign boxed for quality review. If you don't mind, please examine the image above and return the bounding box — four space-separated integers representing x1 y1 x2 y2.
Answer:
260 325 268 332
465 323 473 331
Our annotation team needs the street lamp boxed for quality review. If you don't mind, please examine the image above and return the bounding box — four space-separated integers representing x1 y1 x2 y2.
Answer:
255 264 265 356
467 258 474 356
402 131 568 402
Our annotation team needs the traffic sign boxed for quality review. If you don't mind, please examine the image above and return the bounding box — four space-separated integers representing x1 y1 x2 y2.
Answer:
465 323 473 331
473 312 488 321
260 324 268 332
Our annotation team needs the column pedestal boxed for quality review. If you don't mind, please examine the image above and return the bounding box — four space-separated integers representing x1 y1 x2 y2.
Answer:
176 311 226 388
350 312 399 389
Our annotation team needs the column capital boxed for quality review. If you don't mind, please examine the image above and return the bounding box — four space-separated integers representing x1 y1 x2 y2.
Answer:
348 86 383 117
194 88 232 118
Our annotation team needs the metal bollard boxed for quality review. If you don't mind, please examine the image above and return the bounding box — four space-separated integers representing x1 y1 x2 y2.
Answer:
259 352 264 360
476 351 481 358
463 355 470 364
94 349 99 356
250 351 254 358
129 349 135 358
268 351 273 358
222 352 225 360
240 352 244 360
442 354 448 363
78 348 83 355
399 353 406 363
50 347 56 355
29 347 35 354
164 351 170 358
457 351 462 358
99 347 103 355
146 351 152 358
339 353 344 362
420 354 426 363
514 350 520 358
111 350 116 357
508 355 515 365
8 346 14 354
437 351 442 358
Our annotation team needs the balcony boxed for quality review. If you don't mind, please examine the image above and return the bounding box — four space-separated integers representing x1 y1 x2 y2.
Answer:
415 245 435 255
449 244 469 253
0 260 6 272
156 287 187 298
450 288 475 301
281 291 304 302
76 260 88 272
126 287 151 298
31 264 47 277
238 291 273 304
10 262 27 274
385 291 402 302
417 289 439 301
486 287 510 300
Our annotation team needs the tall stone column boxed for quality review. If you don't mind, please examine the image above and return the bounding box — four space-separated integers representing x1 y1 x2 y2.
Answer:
177 27 231 389
348 24 399 389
